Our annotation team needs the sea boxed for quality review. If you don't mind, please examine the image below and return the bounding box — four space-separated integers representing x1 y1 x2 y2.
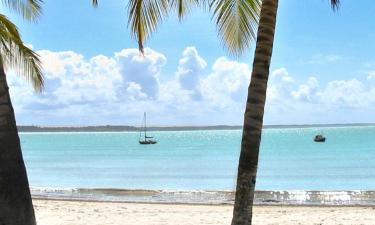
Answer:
20 125 375 205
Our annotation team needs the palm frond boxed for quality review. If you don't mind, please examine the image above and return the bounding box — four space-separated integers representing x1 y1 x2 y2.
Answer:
210 0 261 56
170 0 205 21
92 0 98 7
330 0 340 11
0 14 43 91
1 0 43 22
127 0 169 54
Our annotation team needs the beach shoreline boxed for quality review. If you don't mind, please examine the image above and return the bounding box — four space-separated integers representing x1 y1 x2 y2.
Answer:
31 196 375 207
30 188 375 206
34 198 375 225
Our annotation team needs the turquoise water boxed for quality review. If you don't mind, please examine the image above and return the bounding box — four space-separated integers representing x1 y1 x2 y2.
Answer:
20 126 375 191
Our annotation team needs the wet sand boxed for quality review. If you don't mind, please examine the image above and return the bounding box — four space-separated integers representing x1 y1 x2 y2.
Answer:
34 199 375 225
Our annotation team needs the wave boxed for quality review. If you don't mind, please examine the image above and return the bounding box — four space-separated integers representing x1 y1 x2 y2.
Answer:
30 187 375 205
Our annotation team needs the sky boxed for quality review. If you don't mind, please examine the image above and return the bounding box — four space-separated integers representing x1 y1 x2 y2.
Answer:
4 0 375 126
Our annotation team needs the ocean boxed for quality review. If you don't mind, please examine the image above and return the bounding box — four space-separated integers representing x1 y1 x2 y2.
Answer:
20 125 375 205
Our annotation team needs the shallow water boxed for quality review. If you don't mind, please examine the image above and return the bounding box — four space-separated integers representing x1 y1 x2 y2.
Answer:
21 125 375 192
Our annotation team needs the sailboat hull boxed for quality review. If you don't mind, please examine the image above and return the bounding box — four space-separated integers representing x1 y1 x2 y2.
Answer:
139 140 157 144
314 137 326 142
314 135 326 142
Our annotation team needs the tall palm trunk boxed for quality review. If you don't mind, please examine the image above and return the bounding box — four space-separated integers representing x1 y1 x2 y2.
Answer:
231 0 278 225
0 65 36 225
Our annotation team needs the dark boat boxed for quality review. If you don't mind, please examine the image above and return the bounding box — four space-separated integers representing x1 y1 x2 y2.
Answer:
139 112 157 145
314 134 326 142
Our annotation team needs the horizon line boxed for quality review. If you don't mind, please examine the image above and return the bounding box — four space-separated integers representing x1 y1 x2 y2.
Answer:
17 122 375 128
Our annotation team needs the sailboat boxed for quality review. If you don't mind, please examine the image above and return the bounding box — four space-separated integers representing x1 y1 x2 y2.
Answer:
314 134 326 142
139 112 157 144
314 130 326 142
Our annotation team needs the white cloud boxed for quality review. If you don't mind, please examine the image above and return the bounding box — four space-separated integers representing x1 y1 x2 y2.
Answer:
175 46 206 100
367 71 375 81
201 57 251 105
116 48 166 100
126 82 147 101
38 50 86 78
267 67 295 104
322 79 374 108
7 47 375 126
291 77 320 102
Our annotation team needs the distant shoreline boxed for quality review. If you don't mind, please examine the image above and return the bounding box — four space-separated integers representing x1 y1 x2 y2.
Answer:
18 123 375 132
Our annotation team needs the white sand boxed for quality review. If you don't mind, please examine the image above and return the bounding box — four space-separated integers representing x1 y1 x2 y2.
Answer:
34 199 375 225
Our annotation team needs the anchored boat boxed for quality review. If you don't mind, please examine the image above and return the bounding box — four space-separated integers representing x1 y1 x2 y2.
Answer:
314 134 326 142
139 112 157 144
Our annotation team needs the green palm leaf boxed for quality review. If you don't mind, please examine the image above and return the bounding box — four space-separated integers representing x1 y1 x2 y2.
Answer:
108 0 339 56
127 0 169 54
1 0 43 22
0 14 43 91
210 0 261 56
126 0 208 53
170 0 204 20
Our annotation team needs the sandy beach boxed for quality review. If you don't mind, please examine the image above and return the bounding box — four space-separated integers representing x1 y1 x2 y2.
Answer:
34 199 375 225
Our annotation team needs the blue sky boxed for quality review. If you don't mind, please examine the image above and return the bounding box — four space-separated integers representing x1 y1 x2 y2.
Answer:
5 0 375 126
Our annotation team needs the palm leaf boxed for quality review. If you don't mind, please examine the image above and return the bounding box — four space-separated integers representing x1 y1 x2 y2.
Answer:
92 0 98 7
210 0 261 56
127 0 169 54
330 0 340 10
170 0 204 20
0 14 43 91
1 0 43 22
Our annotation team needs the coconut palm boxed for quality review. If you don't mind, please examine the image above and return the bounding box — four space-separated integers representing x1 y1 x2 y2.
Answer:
0 1 43 225
217 2 338 224
95 0 340 224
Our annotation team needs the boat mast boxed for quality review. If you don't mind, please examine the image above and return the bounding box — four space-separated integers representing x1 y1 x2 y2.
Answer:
144 112 147 140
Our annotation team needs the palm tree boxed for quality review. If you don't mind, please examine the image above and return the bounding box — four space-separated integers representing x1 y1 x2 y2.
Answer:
220 2 338 224
95 0 340 224
0 1 43 225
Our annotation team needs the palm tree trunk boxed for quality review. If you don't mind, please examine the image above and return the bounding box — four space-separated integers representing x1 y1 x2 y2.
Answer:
0 66 36 225
231 0 279 225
